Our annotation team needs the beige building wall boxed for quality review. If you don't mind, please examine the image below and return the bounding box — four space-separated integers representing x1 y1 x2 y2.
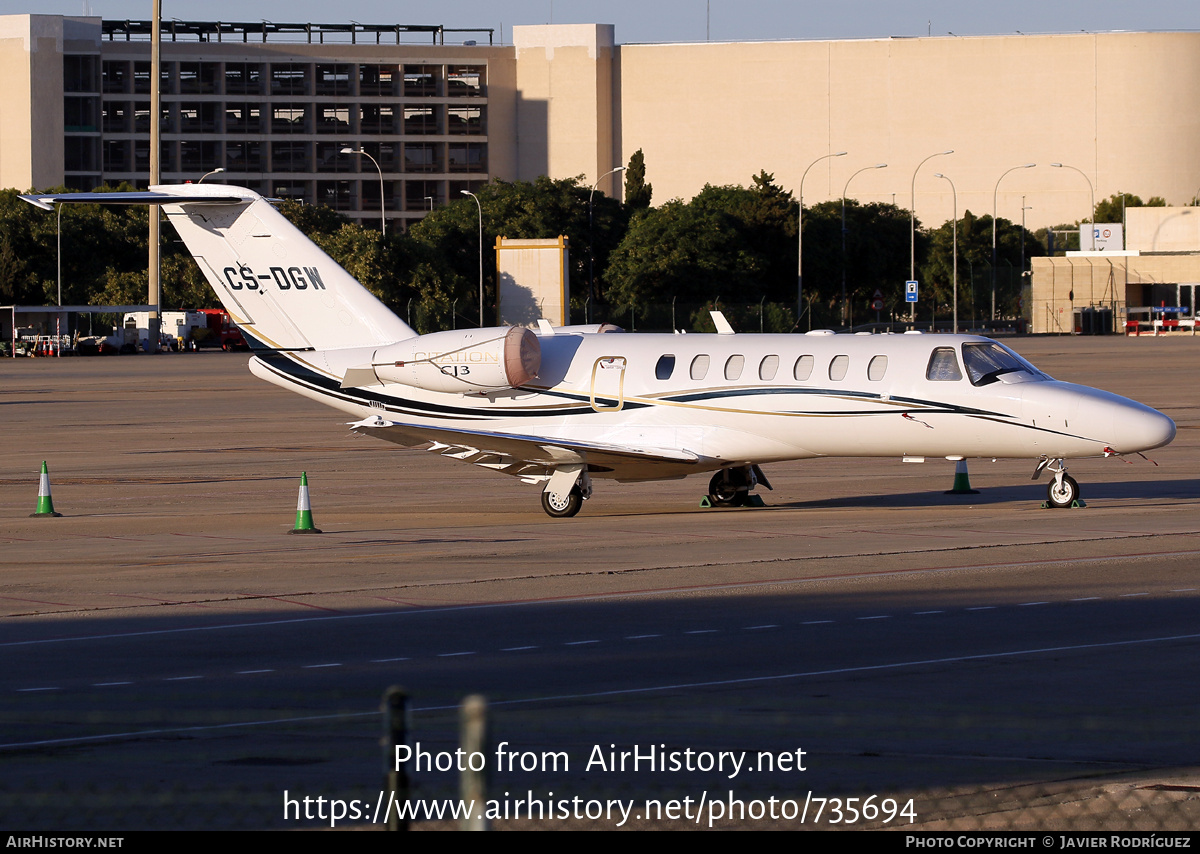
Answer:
611 32 1200 230
1127 206 1200 252
5 18 1200 238
1030 253 1200 334
512 25 617 195
1031 206 1200 334
0 15 69 191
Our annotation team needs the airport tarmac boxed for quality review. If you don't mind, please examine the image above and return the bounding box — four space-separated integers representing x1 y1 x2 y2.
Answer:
1 336 1198 830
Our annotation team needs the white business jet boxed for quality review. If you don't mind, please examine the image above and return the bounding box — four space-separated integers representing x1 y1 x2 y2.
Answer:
22 184 1176 517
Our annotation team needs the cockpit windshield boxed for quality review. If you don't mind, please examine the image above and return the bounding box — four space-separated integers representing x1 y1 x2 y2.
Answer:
961 342 1048 386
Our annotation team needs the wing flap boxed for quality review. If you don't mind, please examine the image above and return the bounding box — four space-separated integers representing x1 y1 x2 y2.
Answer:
348 415 703 480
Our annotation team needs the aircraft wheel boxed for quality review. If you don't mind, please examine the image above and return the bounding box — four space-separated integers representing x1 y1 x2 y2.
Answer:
1046 474 1080 508
541 486 583 518
708 471 745 507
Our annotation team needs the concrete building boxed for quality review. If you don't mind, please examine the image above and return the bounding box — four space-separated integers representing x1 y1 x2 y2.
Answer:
0 15 507 230
1030 207 1200 334
2 13 1200 242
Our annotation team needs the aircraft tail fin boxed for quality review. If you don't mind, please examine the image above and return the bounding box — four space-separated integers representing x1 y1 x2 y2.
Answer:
19 184 415 352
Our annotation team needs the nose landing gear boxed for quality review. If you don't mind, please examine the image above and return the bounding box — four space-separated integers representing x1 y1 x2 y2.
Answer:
1033 457 1083 508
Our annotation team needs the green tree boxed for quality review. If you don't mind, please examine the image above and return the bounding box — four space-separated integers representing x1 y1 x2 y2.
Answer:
604 173 800 329
405 176 626 330
0 234 29 303
1093 193 1166 224
921 211 1045 321
797 199 917 328
624 149 652 211
276 199 353 238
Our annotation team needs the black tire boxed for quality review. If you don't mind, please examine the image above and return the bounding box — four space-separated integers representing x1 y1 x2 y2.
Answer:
708 471 745 507
1046 474 1080 508
541 486 583 518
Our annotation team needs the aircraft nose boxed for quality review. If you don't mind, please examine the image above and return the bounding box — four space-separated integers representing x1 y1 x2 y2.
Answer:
1112 403 1176 452
1081 392 1176 453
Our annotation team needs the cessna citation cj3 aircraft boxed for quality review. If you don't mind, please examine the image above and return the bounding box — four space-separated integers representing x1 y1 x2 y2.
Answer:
23 185 1176 517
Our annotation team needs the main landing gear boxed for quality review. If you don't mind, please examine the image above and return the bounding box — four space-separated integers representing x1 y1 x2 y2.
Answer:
541 485 584 518
707 465 772 508
540 465 592 518
1033 457 1082 508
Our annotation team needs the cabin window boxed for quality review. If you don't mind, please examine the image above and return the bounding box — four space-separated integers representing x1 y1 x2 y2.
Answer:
926 347 963 381
829 355 849 381
655 354 676 380
867 355 888 381
724 355 745 381
793 354 814 381
759 355 780 381
690 354 710 380
962 341 1043 386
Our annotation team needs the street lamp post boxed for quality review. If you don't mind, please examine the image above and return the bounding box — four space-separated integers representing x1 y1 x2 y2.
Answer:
992 163 1035 322
798 151 846 330
148 0 161 354
935 172 958 333
341 147 386 236
1020 196 1032 275
1051 162 1095 250
589 166 626 324
56 203 62 357
198 167 225 183
910 150 953 324
461 189 484 326
842 163 886 328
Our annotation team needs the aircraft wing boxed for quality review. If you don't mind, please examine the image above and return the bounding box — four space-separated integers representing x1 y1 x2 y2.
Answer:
348 415 706 483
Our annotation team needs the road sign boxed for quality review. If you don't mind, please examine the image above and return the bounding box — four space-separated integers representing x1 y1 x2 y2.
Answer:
905 280 918 303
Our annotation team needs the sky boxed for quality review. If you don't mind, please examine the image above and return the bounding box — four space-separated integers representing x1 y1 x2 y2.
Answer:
2 0 1195 44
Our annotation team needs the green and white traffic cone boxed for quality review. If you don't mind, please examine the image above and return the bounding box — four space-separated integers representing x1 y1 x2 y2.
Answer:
30 461 62 517
289 471 321 534
945 459 980 495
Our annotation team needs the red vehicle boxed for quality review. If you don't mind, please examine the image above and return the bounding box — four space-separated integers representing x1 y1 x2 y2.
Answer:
196 308 247 351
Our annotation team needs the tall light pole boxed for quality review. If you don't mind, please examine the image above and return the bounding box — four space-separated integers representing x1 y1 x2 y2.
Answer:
1020 196 1032 276
910 150 953 323
198 167 225 183
1118 191 1129 246
935 172 958 333
992 163 1035 321
341 147 386 236
1051 162 1095 250
589 165 625 323
798 150 846 330
148 0 161 353
461 189 483 326
56 202 62 356
842 163 886 328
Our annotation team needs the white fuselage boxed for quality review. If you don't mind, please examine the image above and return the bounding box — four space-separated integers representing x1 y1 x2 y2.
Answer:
248 330 1176 482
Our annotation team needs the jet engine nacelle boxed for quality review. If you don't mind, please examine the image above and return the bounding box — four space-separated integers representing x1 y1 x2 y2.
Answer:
368 326 541 394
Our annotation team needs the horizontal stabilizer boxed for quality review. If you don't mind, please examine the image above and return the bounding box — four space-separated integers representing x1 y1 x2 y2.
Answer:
19 188 254 210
